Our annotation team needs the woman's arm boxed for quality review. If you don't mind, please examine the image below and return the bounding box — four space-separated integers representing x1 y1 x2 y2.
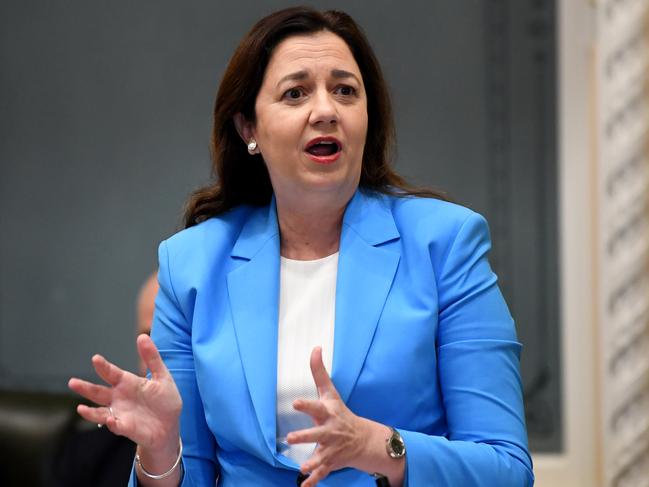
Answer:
398 211 533 486
128 240 219 486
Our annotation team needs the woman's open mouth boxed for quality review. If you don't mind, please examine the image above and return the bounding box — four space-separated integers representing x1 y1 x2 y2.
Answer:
304 137 342 164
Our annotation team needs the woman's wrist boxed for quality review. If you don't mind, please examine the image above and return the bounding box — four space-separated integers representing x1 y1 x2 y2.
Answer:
135 430 183 485
140 425 181 455
352 418 405 486
136 436 183 480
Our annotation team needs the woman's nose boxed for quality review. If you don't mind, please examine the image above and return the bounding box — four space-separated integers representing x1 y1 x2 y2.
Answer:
308 91 338 126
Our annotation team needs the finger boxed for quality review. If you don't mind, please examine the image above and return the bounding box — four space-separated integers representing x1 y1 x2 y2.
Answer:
300 447 324 476
92 354 125 387
293 398 329 424
76 403 112 425
68 378 112 406
105 411 128 437
302 464 329 487
287 425 328 445
309 347 337 399
137 334 169 380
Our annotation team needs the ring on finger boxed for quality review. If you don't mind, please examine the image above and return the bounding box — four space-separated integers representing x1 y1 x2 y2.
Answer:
98 405 118 428
109 405 119 421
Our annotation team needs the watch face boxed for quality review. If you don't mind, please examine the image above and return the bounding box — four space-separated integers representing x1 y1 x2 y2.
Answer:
390 437 403 455
390 435 405 456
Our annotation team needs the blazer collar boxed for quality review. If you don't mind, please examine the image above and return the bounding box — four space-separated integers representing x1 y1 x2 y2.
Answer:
230 198 280 260
229 190 400 258
226 189 401 465
340 189 400 245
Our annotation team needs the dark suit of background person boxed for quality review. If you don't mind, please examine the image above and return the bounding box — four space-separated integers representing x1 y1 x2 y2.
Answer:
53 427 135 487
127 190 534 486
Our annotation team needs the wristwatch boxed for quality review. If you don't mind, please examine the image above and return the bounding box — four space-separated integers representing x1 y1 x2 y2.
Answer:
385 427 406 459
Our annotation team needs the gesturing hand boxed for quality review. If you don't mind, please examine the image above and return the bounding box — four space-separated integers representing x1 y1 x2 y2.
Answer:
68 334 182 453
287 347 371 487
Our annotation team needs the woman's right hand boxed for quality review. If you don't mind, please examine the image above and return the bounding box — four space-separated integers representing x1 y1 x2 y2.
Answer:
68 333 183 453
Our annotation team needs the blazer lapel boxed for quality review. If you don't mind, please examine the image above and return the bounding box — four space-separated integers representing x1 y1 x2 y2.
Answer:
225 191 401 459
332 190 401 403
227 201 281 459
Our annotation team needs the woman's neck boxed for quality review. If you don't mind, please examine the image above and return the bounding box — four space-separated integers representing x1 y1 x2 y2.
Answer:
276 199 345 261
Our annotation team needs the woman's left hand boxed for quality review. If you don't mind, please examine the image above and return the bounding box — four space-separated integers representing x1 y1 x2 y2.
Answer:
286 347 374 486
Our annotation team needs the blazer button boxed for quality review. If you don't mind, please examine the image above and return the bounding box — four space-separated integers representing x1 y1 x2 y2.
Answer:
296 472 310 485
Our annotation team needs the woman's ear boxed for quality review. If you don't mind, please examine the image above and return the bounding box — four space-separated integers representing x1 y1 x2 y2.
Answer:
233 113 255 144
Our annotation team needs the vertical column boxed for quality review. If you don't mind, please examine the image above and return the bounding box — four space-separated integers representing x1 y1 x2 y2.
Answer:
595 0 649 485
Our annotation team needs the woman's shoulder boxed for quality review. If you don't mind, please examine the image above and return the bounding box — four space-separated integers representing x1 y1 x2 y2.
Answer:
376 191 485 238
157 204 267 291
164 204 258 250
375 192 493 272
159 204 265 274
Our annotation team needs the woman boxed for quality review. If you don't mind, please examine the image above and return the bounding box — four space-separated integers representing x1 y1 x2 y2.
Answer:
69 7 534 486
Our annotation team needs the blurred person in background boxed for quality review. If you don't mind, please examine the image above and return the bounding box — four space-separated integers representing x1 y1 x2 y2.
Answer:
136 272 159 375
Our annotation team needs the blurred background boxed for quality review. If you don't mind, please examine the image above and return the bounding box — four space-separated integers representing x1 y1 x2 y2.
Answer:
0 0 647 486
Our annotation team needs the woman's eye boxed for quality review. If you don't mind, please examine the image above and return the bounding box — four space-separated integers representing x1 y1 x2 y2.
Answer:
336 85 356 96
284 88 303 100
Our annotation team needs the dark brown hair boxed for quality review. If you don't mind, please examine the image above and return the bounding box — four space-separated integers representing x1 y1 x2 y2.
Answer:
184 6 446 228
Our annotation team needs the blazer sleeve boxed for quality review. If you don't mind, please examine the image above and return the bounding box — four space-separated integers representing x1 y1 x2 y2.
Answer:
128 240 219 487
400 212 534 486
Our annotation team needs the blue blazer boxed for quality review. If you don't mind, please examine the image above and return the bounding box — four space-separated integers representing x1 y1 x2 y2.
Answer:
129 189 534 486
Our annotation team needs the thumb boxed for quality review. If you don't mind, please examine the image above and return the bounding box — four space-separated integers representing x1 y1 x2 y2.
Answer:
136 334 169 381
309 346 337 398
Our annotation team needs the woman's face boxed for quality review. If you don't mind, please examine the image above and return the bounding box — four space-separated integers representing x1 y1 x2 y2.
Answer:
247 31 368 207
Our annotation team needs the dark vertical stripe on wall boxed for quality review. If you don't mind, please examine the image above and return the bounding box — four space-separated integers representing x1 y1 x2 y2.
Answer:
483 0 561 452
484 0 513 298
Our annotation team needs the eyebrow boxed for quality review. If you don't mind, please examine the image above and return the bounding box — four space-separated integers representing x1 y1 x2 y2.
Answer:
276 69 361 88
331 69 359 83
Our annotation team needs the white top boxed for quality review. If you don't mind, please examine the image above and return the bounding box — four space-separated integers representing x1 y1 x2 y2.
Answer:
276 252 338 465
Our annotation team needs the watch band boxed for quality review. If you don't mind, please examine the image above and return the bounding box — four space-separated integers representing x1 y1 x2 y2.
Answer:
373 473 392 486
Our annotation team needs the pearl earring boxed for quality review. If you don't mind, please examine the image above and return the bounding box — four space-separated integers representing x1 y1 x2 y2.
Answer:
247 140 257 154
